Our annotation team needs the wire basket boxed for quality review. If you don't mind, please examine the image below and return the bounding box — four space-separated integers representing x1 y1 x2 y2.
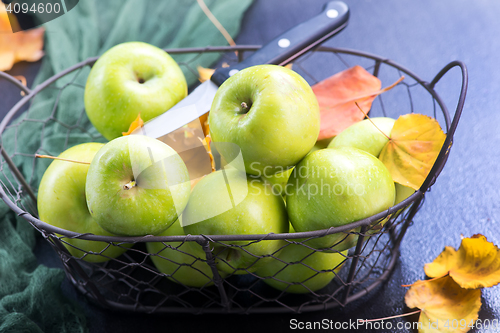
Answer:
0 45 467 314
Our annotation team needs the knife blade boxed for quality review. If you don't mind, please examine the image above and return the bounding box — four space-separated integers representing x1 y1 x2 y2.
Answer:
135 1 349 139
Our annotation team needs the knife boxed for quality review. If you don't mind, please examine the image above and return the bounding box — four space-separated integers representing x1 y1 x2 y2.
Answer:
135 1 349 139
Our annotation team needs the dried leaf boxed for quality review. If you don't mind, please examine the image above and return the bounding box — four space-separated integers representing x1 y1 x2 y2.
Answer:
199 134 215 172
0 5 45 71
379 113 446 190
198 112 209 137
122 113 144 136
197 66 215 83
155 115 214 183
312 65 381 140
0 4 19 32
13 75 27 96
424 234 500 289
405 276 481 333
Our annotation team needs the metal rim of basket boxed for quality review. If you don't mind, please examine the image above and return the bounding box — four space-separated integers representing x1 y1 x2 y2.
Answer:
0 45 467 244
0 45 468 314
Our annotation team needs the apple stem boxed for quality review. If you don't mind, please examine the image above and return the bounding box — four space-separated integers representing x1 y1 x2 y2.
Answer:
35 154 91 165
123 180 137 190
240 101 250 112
360 309 421 323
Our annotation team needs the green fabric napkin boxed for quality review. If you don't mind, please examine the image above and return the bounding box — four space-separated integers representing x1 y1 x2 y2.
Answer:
0 0 252 331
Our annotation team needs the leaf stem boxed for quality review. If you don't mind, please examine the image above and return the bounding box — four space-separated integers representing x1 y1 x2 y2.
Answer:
359 309 422 323
197 0 236 49
325 75 405 111
355 102 391 140
35 154 90 165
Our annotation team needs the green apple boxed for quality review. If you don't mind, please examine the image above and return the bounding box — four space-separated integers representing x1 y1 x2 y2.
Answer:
328 117 395 157
286 147 395 250
260 167 294 197
147 218 227 288
84 41 187 140
86 135 191 236
364 183 415 238
38 143 131 262
395 183 415 204
327 117 398 239
209 65 320 176
388 182 415 221
309 137 335 154
255 226 348 294
182 169 289 274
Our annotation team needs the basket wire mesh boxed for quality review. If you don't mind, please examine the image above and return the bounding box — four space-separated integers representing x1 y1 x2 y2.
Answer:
0 45 467 314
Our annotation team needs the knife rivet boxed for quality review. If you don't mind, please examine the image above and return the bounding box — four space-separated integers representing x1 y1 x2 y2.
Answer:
229 69 239 76
327 9 339 18
278 38 290 48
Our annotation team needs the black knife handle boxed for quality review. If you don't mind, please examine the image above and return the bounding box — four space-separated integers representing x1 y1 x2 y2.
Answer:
210 1 349 86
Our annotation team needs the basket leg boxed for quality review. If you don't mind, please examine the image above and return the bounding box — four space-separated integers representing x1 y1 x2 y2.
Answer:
342 225 368 305
197 239 230 310
393 191 425 249
45 233 110 308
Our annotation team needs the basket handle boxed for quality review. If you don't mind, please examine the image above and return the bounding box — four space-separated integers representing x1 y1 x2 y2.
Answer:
419 60 468 192
0 71 32 95
0 71 38 205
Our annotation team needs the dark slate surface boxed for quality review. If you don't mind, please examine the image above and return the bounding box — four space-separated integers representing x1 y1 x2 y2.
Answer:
1 0 499 332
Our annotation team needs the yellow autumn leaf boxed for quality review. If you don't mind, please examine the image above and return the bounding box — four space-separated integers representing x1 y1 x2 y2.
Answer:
424 234 500 289
405 276 481 333
379 113 446 190
0 4 45 71
197 66 215 83
122 113 144 136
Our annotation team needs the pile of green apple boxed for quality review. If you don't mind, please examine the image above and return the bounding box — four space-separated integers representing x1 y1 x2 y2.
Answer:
38 42 414 293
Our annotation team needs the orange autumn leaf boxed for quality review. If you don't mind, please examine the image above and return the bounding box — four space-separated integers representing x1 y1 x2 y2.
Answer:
405 275 481 333
122 113 144 136
0 4 45 71
312 65 381 140
198 112 210 138
379 113 446 190
200 134 215 172
424 234 500 289
154 114 213 184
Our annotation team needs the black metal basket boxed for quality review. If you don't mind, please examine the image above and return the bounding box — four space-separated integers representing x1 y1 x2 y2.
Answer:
0 45 467 314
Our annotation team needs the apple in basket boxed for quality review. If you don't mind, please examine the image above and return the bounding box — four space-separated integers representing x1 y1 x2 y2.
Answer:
208 64 320 176
37 143 131 262
255 225 348 294
286 147 396 251
84 41 188 140
182 169 289 275
328 117 396 157
147 217 227 288
85 135 191 236
328 116 414 229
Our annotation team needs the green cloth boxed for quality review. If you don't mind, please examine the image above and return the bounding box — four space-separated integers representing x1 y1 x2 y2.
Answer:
0 0 252 331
